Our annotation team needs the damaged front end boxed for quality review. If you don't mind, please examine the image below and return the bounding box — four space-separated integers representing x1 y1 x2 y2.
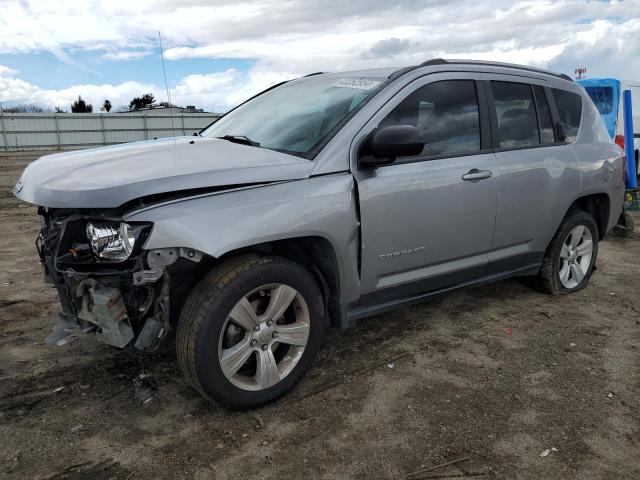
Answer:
37 207 202 351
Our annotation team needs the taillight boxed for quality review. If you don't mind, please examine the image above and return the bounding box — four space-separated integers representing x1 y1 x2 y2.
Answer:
615 134 626 183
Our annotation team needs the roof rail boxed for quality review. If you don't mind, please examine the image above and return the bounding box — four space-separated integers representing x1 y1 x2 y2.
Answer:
303 72 325 77
387 66 418 80
417 58 573 81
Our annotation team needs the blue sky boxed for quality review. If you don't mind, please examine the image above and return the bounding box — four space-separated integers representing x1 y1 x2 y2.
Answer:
0 0 638 112
0 51 252 91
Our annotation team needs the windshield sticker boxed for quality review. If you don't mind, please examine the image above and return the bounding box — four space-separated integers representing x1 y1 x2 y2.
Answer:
330 78 381 90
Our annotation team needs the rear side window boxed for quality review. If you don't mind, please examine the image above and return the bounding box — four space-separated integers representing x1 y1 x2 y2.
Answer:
553 89 582 143
533 85 555 144
491 81 539 148
379 80 481 158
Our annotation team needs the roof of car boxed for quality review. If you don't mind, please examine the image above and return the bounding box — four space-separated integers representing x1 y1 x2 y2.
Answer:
308 59 573 84
313 68 399 78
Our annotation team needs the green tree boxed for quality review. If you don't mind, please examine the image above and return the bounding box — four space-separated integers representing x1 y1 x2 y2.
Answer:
4 104 44 113
71 96 93 113
129 93 155 111
102 99 112 112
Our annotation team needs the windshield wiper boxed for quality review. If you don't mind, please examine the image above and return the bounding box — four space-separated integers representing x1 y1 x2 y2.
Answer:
217 135 261 147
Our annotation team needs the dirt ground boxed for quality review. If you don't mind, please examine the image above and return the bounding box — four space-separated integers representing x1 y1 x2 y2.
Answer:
1 152 639 480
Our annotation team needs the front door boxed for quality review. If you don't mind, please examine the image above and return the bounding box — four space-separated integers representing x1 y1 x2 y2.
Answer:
352 74 499 304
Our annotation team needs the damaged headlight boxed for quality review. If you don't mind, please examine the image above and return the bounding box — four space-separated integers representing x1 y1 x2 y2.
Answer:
86 222 136 261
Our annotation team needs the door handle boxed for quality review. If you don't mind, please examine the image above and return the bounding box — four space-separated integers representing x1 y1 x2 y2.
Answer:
462 169 493 181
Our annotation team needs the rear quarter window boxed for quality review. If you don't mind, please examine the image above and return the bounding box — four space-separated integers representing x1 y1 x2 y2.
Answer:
553 89 582 143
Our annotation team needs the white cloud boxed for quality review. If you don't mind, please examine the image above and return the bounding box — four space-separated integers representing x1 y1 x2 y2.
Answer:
0 68 158 111
102 50 153 61
0 64 292 112
0 65 18 76
1 0 639 110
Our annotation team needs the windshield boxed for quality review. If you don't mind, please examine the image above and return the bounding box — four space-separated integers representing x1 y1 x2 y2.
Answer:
201 75 385 158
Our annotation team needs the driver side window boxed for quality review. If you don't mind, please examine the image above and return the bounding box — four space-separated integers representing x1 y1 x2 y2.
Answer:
380 80 481 159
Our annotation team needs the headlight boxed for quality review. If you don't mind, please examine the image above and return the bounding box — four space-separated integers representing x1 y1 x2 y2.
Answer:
86 222 136 261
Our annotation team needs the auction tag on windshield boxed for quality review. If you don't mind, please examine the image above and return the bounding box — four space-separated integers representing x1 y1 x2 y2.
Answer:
331 78 381 90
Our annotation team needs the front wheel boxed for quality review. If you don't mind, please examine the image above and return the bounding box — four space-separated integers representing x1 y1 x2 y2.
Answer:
176 254 324 409
537 210 599 295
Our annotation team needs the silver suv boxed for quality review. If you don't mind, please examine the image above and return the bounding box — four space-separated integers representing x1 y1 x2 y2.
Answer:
14 59 624 408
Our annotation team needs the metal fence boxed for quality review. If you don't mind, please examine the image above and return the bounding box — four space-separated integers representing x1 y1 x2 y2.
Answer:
0 112 220 151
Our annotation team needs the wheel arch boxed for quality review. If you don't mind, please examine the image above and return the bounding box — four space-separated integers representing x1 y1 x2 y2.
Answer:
566 192 611 240
214 236 343 328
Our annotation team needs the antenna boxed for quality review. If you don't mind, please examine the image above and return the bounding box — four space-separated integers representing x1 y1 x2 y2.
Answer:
158 31 176 142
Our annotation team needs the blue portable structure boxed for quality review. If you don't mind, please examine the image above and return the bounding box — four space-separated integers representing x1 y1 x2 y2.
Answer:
578 78 639 189
623 90 638 188
578 78 620 139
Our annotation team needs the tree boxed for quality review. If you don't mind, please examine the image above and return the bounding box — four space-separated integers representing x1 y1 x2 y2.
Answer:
71 96 92 113
129 93 155 111
102 99 112 112
54 106 65 113
4 104 44 113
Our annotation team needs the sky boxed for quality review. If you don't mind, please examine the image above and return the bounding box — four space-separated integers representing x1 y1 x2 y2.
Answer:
0 0 639 113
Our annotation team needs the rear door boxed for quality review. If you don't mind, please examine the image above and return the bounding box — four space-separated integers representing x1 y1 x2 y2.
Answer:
352 73 499 304
485 76 581 273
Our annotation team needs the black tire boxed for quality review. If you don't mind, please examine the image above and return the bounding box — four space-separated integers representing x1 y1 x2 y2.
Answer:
537 209 599 295
176 254 324 409
613 212 635 238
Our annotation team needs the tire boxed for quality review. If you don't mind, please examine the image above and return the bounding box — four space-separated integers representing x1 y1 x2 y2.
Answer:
176 254 324 409
537 210 599 295
613 212 635 238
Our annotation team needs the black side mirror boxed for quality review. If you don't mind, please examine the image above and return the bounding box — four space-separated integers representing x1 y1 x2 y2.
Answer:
361 125 425 166
555 121 567 142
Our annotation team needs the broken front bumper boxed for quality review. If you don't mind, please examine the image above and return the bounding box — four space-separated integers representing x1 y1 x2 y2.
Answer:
37 211 201 351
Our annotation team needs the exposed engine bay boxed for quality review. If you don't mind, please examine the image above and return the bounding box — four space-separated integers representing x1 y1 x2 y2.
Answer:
37 207 204 351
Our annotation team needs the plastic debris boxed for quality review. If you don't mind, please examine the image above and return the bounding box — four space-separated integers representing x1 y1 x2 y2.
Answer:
133 372 155 406
607 392 614 399
569 343 577 347
54 336 76 346
254 414 265 430
52 386 65 393
540 447 558 457
387 361 396 369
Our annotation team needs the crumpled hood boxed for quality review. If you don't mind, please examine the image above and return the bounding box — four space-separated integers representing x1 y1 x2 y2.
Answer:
14 136 314 208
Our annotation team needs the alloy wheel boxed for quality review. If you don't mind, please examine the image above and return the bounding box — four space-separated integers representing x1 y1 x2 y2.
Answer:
218 283 310 391
558 225 593 289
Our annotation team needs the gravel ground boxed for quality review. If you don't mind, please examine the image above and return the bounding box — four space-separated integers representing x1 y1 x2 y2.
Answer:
1 152 639 480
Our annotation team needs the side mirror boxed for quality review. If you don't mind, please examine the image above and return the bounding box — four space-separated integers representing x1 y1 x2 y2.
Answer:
361 125 425 166
555 122 567 142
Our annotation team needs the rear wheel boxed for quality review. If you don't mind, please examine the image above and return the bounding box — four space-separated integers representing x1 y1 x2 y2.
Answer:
176 254 324 409
538 210 599 295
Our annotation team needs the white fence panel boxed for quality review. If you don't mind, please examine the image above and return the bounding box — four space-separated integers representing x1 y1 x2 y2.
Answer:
0 112 220 151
